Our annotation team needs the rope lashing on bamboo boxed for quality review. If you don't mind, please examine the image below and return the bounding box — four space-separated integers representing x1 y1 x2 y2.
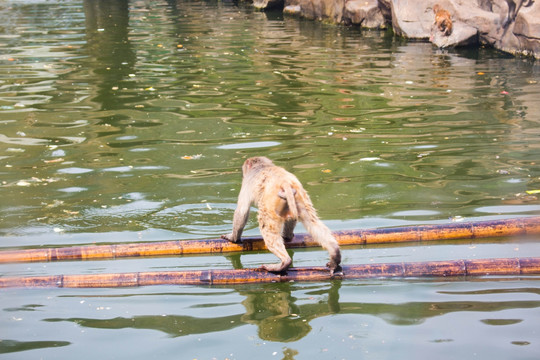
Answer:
1 257 539 288
1 216 539 264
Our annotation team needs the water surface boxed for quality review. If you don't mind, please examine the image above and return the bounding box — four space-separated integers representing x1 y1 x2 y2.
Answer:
1 0 540 358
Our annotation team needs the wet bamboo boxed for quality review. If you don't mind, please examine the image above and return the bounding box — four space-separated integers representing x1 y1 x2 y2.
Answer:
1 216 539 264
0 257 539 288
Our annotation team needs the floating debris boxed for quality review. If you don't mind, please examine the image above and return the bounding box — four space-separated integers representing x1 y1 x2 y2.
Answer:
181 154 203 160
44 158 64 164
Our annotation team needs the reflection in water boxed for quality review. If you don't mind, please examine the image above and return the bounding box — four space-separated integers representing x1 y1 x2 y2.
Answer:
0 339 71 354
239 281 341 342
83 0 136 111
43 281 341 342
42 281 540 343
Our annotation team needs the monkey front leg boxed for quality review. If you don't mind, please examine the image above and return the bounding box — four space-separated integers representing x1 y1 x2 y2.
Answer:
221 197 251 243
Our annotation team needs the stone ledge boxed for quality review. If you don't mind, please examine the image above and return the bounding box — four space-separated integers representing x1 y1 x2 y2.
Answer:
254 0 540 59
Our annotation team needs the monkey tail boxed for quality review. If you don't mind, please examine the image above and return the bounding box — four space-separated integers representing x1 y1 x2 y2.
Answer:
298 204 341 268
283 186 298 220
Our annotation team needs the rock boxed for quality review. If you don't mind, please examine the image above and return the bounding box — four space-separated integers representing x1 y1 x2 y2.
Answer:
343 0 386 27
384 0 540 57
253 0 285 10
431 22 478 48
283 4 302 15
502 2 540 57
284 0 346 22
273 0 540 58
389 0 434 38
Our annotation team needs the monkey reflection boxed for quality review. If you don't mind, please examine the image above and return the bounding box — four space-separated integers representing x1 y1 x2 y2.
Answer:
222 157 341 275
240 281 341 342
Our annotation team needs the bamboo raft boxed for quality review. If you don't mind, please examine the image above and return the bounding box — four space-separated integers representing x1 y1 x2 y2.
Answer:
1 216 539 264
1 217 539 288
1 257 539 288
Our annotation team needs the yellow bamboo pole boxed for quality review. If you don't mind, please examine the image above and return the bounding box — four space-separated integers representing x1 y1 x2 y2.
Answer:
1 216 539 264
0 257 539 288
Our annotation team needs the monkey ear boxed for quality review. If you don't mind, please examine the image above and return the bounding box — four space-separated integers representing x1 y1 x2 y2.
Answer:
242 158 253 173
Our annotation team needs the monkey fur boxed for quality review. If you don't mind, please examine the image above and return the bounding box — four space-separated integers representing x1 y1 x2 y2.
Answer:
222 157 342 275
433 4 452 36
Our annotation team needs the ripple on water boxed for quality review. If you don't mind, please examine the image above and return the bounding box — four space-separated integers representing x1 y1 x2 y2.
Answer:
57 187 88 193
57 167 93 174
217 141 281 150
82 200 163 219
475 205 540 214
392 210 440 217
147 203 235 235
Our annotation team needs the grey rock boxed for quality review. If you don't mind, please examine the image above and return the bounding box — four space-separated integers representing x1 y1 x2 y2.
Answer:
273 0 540 58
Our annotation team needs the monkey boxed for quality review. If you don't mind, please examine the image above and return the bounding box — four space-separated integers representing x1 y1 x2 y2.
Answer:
432 4 452 36
222 156 342 275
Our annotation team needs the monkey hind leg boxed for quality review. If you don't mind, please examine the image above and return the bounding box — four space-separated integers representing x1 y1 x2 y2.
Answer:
260 223 292 273
302 216 341 275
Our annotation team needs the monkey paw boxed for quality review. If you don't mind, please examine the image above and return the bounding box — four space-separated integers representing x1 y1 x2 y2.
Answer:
327 263 343 277
221 234 241 243
260 264 289 274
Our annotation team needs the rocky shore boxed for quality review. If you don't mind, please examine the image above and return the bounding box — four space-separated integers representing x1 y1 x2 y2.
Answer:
252 0 540 59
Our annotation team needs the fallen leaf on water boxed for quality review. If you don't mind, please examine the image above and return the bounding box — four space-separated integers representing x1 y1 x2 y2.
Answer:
46 200 64 208
526 189 540 194
322 169 332 173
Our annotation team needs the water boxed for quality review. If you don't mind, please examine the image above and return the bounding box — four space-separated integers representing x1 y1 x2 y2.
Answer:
1 0 540 358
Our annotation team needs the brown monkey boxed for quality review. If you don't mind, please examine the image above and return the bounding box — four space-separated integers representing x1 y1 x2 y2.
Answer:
222 157 341 275
433 4 452 36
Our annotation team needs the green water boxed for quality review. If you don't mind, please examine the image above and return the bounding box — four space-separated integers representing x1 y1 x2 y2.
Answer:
1 0 540 358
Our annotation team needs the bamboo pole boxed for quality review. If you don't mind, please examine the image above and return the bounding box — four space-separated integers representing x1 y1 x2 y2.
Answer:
0 257 539 288
1 216 539 264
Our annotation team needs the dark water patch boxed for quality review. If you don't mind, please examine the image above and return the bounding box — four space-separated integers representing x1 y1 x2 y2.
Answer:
0 339 71 354
481 319 522 326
